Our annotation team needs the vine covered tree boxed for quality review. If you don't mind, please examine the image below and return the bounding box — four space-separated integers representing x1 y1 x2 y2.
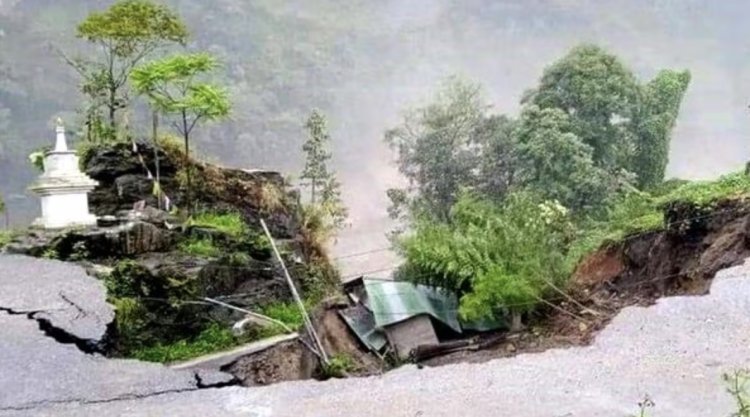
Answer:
131 52 231 210
631 70 691 189
71 0 189 138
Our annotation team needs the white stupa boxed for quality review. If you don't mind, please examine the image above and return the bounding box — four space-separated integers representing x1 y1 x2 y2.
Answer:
29 119 99 229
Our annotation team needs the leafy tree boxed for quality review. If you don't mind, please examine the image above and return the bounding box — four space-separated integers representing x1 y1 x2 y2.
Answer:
523 44 639 169
385 76 487 221
631 70 691 189
71 0 189 137
396 192 571 330
514 105 625 212
474 114 519 200
131 52 231 210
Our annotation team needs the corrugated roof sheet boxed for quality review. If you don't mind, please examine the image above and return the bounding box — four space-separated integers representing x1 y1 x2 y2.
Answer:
364 279 462 333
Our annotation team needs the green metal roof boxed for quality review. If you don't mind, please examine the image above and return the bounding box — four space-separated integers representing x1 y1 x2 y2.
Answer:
363 279 462 333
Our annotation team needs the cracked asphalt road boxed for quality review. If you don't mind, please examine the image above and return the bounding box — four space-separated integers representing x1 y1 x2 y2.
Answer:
2 255 750 416
0 255 233 414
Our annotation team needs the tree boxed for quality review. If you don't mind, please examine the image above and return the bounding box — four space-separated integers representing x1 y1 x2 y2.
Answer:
631 70 691 189
523 44 639 169
385 76 487 221
514 105 625 213
474 114 519 201
71 0 189 137
131 53 231 210
301 110 333 205
297 110 347 261
396 192 571 330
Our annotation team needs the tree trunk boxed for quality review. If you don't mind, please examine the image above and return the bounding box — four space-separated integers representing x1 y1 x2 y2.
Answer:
182 110 191 214
152 111 161 210
108 86 117 135
510 312 523 332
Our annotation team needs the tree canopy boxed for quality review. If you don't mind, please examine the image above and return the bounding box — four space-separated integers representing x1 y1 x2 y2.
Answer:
72 0 189 137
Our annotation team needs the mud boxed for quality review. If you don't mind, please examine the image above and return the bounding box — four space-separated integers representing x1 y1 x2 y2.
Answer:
224 299 385 386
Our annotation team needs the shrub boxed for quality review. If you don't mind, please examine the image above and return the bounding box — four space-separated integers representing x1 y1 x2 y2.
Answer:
259 182 286 212
189 211 247 238
178 237 220 257
0 231 13 249
320 353 356 379
397 192 572 329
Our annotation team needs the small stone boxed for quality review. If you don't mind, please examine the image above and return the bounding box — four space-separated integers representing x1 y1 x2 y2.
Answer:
505 343 516 353
578 322 588 332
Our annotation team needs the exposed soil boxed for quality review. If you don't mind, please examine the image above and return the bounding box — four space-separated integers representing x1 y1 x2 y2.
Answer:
425 198 750 366
225 298 385 386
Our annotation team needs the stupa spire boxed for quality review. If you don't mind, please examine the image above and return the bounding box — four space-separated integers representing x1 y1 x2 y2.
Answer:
54 117 68 152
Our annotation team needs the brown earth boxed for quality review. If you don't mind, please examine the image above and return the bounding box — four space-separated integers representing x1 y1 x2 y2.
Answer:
224 298 385 386
425 197 750 366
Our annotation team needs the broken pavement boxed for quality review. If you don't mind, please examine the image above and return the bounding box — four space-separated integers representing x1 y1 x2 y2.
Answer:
0 254 234 413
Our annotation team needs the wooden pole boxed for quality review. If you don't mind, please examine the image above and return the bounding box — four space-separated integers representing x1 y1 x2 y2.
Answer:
260 219 329 364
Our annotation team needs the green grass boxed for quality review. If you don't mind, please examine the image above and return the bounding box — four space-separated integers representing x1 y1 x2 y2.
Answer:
131 323 250 363
189 211 247 238
260 302 305 330
566 171 750 271
320 353 356 378
0 230 13 249
178 237 221 257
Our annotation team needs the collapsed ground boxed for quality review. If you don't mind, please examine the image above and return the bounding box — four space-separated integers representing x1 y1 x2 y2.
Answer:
3 140 750 385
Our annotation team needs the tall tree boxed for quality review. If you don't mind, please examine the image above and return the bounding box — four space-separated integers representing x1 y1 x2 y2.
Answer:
299 110 348 260
631 70 691 189
71 0 189 137
523 44 639 169
131 52 231 211
301 110 333 205
385 76 487 221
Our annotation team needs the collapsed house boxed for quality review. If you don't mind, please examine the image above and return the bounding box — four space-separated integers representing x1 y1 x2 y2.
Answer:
339 277 503 360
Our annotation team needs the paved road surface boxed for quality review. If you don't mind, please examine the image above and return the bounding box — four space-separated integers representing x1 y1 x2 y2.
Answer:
2 254 750 416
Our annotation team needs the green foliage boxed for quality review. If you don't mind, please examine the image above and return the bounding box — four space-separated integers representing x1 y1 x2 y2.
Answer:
189 211 247 238
514 105 625 213
631 70 692 189
301 110 333 205
72 0 189 136
178 237 221 258
565 172 750 270
320 353 356 379
385 76 487 221
131 52 230 211
130 323 247 363
0 230 13 249
297 110 348 258
300 110 348 228
525 44 639 168
41 247 59 259
397 192 572 325
130 53 231 148
28 147 49 172
260 302 305 330
725 369 750 417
